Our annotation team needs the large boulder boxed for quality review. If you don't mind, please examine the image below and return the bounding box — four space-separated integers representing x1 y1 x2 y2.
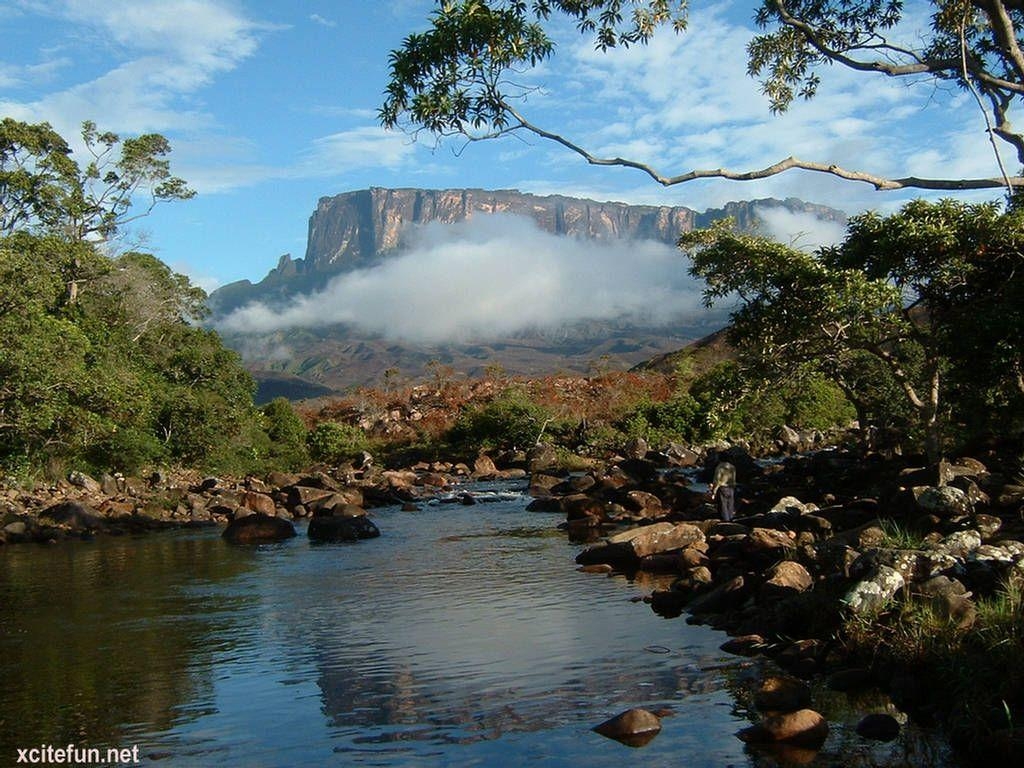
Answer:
39 501 103 531
575 523 705 567
843 565 905 614
222 514 296 544
308 514 380 542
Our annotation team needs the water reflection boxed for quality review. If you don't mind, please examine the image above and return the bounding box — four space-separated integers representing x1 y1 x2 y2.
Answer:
0 533 253 757
0 487 962 767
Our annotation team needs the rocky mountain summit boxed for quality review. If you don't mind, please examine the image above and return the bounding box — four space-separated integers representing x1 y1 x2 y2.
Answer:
208 187 845 393
209 187 845 315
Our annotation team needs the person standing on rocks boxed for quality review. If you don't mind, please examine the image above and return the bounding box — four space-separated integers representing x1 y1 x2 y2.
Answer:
709 460 737 522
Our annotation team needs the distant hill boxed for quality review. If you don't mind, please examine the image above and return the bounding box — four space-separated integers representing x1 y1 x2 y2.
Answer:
631 327 737 377
209 187 843 392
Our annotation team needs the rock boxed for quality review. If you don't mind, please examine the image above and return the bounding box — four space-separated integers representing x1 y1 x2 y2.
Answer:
3 520 27 536
720 634 767 656
665 443 699 467
843 565 904 614
593 708 662 746
473 454 498 477
622 437 649 460
770 496 813 515
856 713 901 741
737 709 829 747
527 444 558 472
68 471 101 493
687 575 747 614
745 528 798 553
754 676 812 712
576 523 705 567
622 490 663 518
286 485 335 508
39 501 103 531
932 529 982 558
308 515 380 542
913 485 973 518
222 514 296 544
241 491 277 516
777 424 803 453
761 561 813 600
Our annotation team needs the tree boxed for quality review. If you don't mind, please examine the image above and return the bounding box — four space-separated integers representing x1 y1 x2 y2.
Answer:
682 198 1024 460
0 118 193 241
382 0 1024 191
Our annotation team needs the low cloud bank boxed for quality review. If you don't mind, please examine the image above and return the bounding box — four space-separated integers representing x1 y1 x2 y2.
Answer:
221 215 708 343
755 207 847 252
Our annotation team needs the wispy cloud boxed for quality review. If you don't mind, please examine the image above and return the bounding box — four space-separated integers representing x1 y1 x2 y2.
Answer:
309 13 335 28
1 0 274 138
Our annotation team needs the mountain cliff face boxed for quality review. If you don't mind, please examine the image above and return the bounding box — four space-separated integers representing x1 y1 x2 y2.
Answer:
208 187 845 392
208 187 844 315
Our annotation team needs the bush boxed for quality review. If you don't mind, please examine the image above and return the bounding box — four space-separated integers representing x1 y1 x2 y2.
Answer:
307 421 370 464
449 388 553 451
620 393 704 447
261 397 309 470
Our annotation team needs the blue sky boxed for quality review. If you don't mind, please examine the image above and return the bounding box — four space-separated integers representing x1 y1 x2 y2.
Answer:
0 1 1007 293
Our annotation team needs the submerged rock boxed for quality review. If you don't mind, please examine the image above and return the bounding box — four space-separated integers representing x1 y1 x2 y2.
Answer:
308 514 380 542
737 709 829 747
222 514 296 544
593 708 662 746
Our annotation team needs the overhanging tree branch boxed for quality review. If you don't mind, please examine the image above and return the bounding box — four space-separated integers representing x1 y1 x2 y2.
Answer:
502 103 1024 190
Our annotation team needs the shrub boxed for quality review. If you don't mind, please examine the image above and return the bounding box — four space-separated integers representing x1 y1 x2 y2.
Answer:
449 388 553 451
307 421 370 464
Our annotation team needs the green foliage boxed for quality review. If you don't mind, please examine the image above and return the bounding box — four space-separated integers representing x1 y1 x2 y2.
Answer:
620 393 702 446
261 397 309 470
0 118 193 241
307 421 370 465
0 120 269 477
381 1 686 134
682 199 1024 460
449 387 553 451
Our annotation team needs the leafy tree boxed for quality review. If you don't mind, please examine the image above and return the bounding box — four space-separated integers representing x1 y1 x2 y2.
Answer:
449 387 554 450
307 421 370 464
261 397 310 470
0 118 193 241
382 1 1024 191
683 199 1024 460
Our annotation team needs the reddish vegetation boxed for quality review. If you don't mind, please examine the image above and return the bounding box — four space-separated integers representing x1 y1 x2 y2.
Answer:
299 371 677 440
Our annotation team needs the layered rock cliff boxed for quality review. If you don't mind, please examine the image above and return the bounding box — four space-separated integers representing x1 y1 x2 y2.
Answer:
208 187 844 315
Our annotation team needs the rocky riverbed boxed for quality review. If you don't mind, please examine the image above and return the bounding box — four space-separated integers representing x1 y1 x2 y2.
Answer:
3 440 1022 764
530 441 1024 764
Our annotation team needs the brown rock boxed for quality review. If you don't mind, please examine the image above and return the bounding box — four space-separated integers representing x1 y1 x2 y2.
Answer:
473 454 497 477
222 514 296 544
856 713 900 741
754 676 812 712
720 634 766 656
737 709 829 747
241 491 277 516
593 708 662 746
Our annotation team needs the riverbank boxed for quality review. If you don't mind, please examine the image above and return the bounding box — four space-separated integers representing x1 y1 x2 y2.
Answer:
0 455 525 546
544 443 1024 765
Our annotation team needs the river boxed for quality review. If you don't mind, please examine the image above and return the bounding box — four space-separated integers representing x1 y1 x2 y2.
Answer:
0 480 957 767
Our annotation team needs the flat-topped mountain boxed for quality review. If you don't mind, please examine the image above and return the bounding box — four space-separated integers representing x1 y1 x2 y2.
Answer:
208 187 845 394
208 187 845 316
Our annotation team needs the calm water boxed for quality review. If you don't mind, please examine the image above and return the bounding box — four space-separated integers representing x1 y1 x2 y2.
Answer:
0 481 956 767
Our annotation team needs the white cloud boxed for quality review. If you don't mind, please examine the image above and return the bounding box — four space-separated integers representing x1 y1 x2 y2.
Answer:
220 214 705 342
755 207 847 252
309 13 335 28
1 0 272 138
296 127 415 175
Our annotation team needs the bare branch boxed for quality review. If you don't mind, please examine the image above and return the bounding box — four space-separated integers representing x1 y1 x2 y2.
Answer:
502 104 1024 190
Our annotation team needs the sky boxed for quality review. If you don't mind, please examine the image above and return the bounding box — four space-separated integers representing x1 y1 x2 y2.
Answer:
0 0 1010 298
